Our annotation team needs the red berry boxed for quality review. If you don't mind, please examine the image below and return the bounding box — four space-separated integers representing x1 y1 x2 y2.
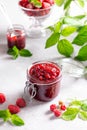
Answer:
16 98 26 108
50 104 57 112
42 2 50 9
0 93 6 104
8 104 20 114
60 105 66 111
54 109 61 117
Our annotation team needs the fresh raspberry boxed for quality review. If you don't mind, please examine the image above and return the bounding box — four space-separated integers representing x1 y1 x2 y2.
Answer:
16 98 26 108
60 105 66 111
50 104 57 112
54 109 61 117
8 104 20 114
0 93 6 104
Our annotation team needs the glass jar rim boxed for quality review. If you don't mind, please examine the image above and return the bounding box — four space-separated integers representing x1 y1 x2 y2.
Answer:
27 60 62 85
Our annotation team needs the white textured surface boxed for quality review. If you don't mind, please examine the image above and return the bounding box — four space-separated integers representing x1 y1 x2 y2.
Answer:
0 0 87 130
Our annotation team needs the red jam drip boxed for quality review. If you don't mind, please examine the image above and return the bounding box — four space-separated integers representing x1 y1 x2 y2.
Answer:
29 62 60 84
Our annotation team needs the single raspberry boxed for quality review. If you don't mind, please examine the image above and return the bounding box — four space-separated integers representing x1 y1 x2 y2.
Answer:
8 104 20 114
50 104 57 112
16 98 26 108
0 93 6 104
54 109 61 117
60 105 66 111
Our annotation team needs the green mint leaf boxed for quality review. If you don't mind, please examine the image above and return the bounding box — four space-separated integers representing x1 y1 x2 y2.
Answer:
0 109 11 121
75 45 87 61
57 39 74 57
64 0 72 10
69 100 82 107
63 16 82 27
73 25 87 46
54 21 62 33
47 26 55 32
7 46 19 59
79 110 87 120
62 107 79 120
72 14 86 20
81 103 87 111
30 0 42 8
77 0 84 7
19 49 32 57
54 0 64 6
45 33 60 48
61 26 77 36
11 114 24 126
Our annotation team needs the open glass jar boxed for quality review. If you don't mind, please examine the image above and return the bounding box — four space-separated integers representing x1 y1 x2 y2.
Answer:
7 24 26 50
24 61 62 102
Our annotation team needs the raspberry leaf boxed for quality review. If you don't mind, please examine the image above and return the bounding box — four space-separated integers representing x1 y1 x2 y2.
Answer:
75 45 87 61
45 33 60 48
29 0 42 7
19 49 32 57
11 114 24 126
64 0 72 10
57 39 74 57
54 0 64 6
77 0 84 7
0 109 11 121
79 110 87 120
69 100 82 107
61 26 77 37
62 107 79 120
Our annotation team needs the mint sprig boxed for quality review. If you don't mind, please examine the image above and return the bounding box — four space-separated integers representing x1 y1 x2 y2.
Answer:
7 46 32 59
0 109 24 126
29 0 42 8
45 0 87 61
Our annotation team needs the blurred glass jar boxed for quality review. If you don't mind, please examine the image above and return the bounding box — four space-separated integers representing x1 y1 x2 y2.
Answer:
7 24 26 50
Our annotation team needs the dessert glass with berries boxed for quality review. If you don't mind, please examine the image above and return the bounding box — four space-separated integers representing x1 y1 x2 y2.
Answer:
24 61 62 102
18 0 54 38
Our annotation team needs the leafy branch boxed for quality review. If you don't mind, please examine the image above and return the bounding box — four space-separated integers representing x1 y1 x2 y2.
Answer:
45 0 87 61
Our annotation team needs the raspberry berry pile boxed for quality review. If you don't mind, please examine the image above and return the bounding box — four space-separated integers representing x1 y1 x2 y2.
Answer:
29 62 60 83
19 0 54 16
50 101 66 117
0 92 26 126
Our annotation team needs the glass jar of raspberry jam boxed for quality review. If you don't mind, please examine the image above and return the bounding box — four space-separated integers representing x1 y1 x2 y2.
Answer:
7 24 26 50
24 61 62 102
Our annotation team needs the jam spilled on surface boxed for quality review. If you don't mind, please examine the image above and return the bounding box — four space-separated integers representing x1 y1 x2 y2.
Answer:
28 62 62 102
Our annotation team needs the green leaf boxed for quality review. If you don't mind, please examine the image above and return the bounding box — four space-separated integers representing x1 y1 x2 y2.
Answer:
11 114 24 126
75 45 87 61
63 16 82 26
73 14 86 20
54 0 64 6
29 0 42 7
45 33 60 48
19 49 32 57
61 26 77 36
0 109 11 121
73 26 87 45
81 103 87 111
69 100 82 107
57 39 74 57
7 46 19 59
77 0 84 7
47 26 55 32
79 110 87 120
62 107 79 120
54 21 62 33
64 0 72 10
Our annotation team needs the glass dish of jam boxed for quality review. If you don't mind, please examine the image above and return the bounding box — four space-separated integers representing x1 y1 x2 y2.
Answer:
24 61 62 102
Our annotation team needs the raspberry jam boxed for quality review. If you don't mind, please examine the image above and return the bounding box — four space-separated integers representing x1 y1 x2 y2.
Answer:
7 24 26 50
26 61 62 102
